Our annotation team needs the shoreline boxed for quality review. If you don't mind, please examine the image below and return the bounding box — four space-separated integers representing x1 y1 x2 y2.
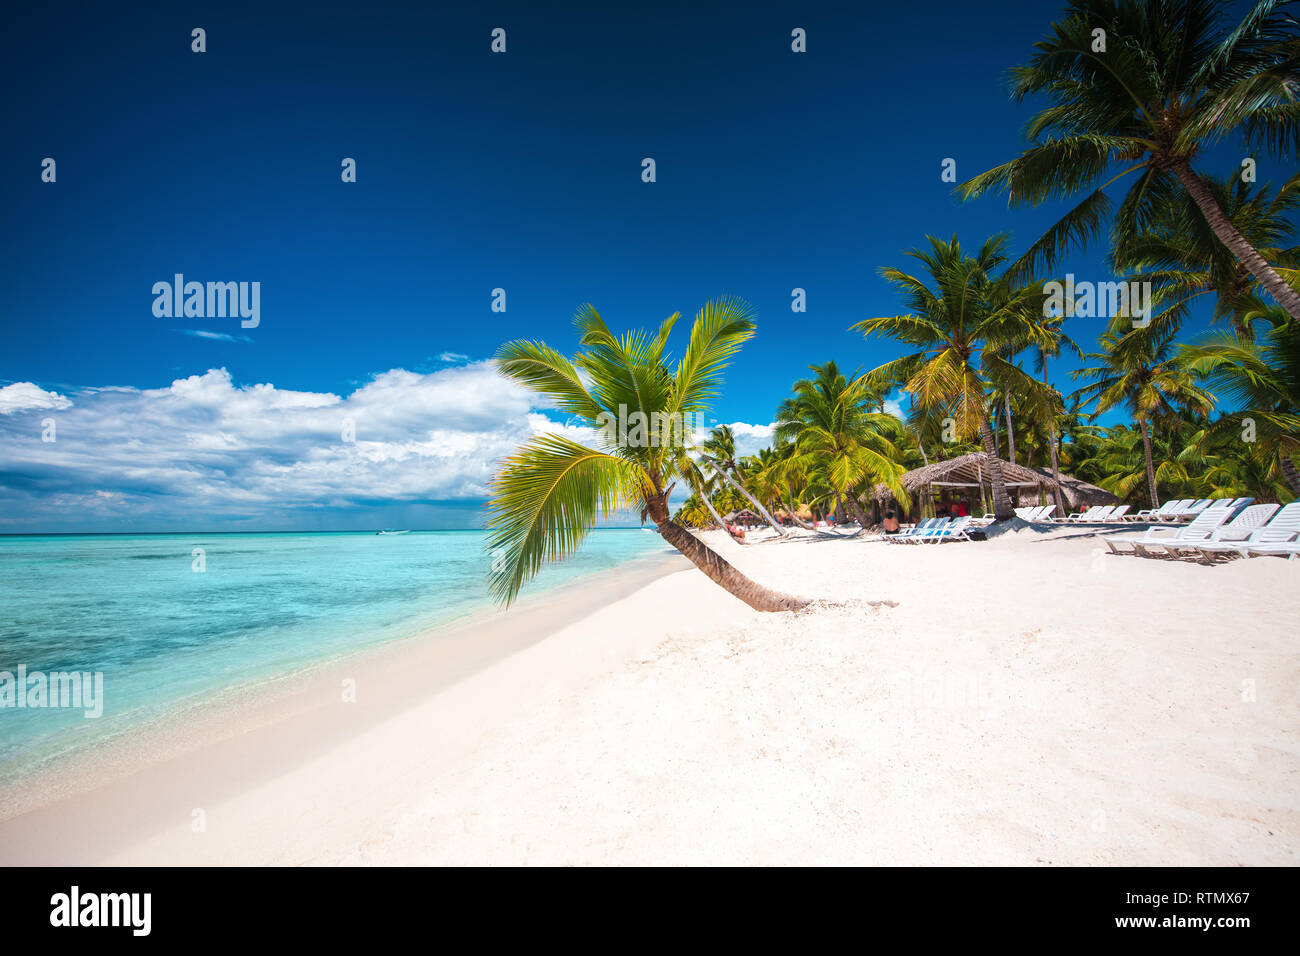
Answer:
0 550 689 863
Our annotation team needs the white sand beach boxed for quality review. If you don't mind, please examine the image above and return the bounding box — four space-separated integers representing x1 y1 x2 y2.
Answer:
1 526 1296 866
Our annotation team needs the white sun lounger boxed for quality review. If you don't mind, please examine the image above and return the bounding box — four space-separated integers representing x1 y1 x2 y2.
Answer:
1102 505 1131 522
1138 504 1268 556
1245 541 1300 560
887 517 945 543
912 515 973 543
1104 507 1233 555
1150 503 1277 557
1191 502 1300 561
1153 499 1197 522
1059 505 1114 523
1171 498 1213 521
1127 499 1186 522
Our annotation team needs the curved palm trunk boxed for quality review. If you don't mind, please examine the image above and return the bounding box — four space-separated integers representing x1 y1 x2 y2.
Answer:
647 497 807 612
697 487 745 544
1004 398 1016 465
1043 364 1066 515
1170 161 1300 323
911 394 930 466
723 468 787 536
845 492 870 528
1047 431 1066 513
978 415 1015 520
1139 419 1159 508
699 455 787 536
781 493 816 531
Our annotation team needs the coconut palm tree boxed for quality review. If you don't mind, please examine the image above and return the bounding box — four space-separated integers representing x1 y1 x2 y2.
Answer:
697 425 788 535
1030 314 1080 512
853 234 1059 521
1181 313 1300 493
959 0 1300 321
1072 327 1216 506
740 446 811 530
773 362 907 528
677 451 743 541
487 299 809 612
1072 422 1205 502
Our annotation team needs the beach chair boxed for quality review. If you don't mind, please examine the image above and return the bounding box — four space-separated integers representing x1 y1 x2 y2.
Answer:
1014 506 1036 520
1156 499 1193 521
1246 541 1300 560
1035 504 1057 522
1147 502 1276 557
1062 505 1115 523
887 517 944 543
1190 503 1292 561
1126 499 1185 522
907 517 951 542
1172 498 1213 521
913 516 973 544
1103 507 1234 556
1101 505 1131 522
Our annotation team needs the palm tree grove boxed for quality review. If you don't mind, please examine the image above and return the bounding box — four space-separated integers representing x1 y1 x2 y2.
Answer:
488 0 1299 611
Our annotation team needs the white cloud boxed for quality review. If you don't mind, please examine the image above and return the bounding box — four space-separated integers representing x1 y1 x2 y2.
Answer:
176 329 253 343
437 351 470 363
883 389 907 419
0 382 73 415
0 368 789 529
0 365 544 528
725 422 775 458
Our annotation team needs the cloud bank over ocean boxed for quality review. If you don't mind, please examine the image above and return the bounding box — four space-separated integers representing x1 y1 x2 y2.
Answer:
0 365 772 532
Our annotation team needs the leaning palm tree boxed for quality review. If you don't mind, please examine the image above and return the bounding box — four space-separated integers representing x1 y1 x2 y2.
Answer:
487 299 810 612
1181 312 1300 493
678 452 743 541
773 361 907 528
739 446 811 530
756 441 822 530
853 234 1059 521
1072 327 1216 507
959 0 1300 321
697 425 787 535
1113 173 1300 338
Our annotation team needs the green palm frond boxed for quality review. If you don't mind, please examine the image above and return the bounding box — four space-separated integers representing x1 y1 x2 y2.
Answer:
486 435 645 605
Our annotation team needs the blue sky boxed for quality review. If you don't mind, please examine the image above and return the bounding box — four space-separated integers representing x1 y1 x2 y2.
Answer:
0 0 1275 531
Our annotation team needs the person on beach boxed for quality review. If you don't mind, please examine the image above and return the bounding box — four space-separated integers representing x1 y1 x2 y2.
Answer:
882 511 900 534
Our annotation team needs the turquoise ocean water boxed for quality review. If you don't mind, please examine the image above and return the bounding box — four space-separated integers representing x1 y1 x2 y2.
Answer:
0 529 671 781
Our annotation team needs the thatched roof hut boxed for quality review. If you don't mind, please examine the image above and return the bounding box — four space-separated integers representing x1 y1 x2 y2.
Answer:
873 452 1060 502
1023 466 1118 508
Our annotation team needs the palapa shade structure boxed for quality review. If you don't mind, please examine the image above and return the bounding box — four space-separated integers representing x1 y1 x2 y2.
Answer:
1023 466 1118 509
873 452 1059 516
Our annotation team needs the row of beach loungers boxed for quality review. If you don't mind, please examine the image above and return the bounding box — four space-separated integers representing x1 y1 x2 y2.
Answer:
1063 498 1254 524
886 496 1299 561
1105 500 1300 561
980 497 1260 526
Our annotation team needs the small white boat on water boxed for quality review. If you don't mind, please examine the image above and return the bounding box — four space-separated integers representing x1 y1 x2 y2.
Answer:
376 529 410 535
